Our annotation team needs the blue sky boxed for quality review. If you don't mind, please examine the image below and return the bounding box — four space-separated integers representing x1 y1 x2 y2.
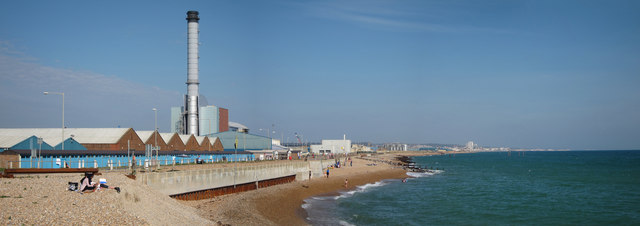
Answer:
1 0 639 149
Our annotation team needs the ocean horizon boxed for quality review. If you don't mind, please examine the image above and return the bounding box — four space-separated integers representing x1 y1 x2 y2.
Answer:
303 150 640 225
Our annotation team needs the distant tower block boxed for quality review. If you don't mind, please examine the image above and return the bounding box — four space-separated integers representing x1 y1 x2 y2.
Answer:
186 10 200 135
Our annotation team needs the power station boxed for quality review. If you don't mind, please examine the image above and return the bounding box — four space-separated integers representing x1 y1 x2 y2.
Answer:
172 11 230 136
185 10 200 136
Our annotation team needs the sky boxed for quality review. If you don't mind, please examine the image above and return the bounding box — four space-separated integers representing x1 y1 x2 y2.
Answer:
0 0 639 150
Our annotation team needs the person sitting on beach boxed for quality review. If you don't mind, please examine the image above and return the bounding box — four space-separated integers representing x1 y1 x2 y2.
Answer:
79 173 120 193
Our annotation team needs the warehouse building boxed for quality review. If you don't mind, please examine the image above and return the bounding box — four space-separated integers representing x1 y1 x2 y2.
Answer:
0 134 54 151
207 131 271 151
195 136 223 151
136 130 168 151
0 128 144 151
179 134 200 151
160 132 185 151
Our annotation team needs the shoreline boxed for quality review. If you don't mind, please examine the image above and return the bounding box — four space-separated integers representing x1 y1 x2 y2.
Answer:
182 152 438 225
0 151 442 225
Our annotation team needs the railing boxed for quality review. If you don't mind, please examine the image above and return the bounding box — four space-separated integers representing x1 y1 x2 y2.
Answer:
6 154 256 170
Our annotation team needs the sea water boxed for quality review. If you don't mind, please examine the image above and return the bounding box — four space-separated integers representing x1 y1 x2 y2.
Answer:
302 151 640 225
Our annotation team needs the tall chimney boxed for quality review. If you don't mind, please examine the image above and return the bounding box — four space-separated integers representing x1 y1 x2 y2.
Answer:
186 11 200 135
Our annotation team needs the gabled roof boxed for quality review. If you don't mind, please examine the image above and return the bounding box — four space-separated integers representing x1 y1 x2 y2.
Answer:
0 131 35 148
195 136 207 145
179 134 194 143
60 128 132 144
135 131 155 143
159 133 177 142
0 128 132 146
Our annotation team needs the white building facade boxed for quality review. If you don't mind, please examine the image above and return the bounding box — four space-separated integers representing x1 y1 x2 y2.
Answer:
310 139 352 154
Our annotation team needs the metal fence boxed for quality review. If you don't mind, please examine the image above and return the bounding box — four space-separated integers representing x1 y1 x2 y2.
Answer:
7 154 255 169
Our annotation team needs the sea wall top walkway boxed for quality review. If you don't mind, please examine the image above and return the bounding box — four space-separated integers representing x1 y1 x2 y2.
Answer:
140 161 323 196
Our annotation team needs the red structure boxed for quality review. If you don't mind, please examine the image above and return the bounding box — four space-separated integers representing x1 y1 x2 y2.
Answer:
218 107 229 132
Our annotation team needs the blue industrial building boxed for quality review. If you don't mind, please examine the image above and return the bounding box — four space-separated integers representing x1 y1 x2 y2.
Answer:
6 135 54 151
206 131 272 151
53 138 87 151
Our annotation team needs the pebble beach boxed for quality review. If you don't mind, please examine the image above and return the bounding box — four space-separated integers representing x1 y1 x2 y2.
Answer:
0 152 433 225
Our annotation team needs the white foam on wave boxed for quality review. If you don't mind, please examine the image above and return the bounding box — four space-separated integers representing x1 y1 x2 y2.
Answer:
311 196 335 201
339 220 356 226
406 170 444 178
301 203 311 209
334 180 389 200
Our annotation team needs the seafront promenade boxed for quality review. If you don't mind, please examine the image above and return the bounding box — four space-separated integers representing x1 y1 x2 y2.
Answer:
0 152 431 225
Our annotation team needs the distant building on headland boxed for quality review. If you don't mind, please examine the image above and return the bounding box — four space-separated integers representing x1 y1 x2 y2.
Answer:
466 141 476 151
380 143 408 151
351 144 373 153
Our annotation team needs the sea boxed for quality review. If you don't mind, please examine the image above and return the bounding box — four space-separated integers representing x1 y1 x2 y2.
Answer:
302 151 640 226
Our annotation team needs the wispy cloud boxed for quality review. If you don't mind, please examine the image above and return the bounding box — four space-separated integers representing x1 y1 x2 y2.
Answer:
294 0 512 34
0 41 180 130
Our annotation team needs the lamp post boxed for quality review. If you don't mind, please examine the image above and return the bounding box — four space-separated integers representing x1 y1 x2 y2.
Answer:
152 108 157 149
152 108 158 169
44 91 64 150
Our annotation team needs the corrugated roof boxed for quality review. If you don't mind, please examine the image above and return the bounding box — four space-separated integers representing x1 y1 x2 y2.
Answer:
0 132 36 148
136 131 155 143
0 128 131 146
0 129 64 147
159 133 176 142
229 121 248 130
195 136 207 145
179 134 194 143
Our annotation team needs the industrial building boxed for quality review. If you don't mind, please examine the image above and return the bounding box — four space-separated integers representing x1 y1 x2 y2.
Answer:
207 131 271 151
194 136 224 151
198 105 229 135
0 128 145 151
0 11 266 169
310 139 352 154
179 134 201 151
170 11 232 137
0 134 54 151
136 130 168 151
0 129 86 151
229 122 249 133
160 132 185 151
0 128 227 152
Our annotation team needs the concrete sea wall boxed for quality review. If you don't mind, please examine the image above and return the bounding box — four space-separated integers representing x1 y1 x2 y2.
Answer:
141 161 324 196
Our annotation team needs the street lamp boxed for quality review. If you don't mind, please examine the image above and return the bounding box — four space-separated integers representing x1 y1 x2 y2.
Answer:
44 91 64 150
153 108 158 169
152 108 157 148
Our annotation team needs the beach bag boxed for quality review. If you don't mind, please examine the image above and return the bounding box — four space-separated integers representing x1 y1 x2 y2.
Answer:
68 182 79 191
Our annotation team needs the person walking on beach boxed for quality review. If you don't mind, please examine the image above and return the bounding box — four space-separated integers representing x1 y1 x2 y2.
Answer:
326 168 330 178
344 179 349 188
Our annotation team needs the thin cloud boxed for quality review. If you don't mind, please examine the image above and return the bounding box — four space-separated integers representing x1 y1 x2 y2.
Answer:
0 41 181 130
296 0 513 34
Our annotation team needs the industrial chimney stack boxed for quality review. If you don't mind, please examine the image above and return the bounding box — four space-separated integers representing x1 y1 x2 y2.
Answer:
185 11 200 135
